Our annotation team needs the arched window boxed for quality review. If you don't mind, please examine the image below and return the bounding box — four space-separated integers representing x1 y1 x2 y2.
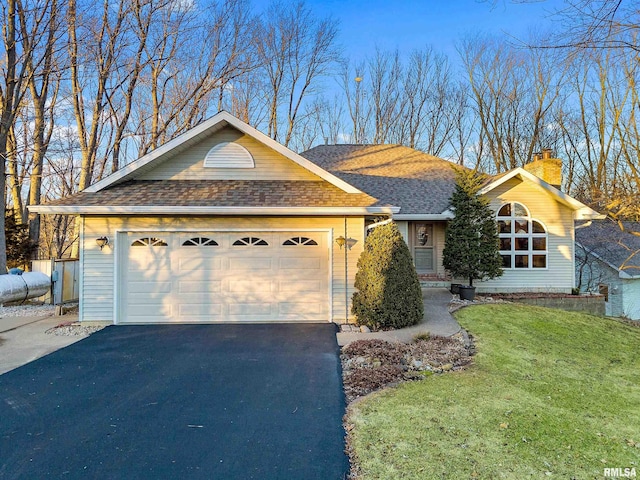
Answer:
497 202 547 269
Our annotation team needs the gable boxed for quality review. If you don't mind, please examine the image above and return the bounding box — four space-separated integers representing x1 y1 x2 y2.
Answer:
484 177 575 234
135 126 321 182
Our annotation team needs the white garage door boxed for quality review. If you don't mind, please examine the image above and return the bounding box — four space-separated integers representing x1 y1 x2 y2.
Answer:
119 231 330 323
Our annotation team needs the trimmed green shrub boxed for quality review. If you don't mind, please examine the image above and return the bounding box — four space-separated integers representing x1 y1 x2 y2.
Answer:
352 222 424 330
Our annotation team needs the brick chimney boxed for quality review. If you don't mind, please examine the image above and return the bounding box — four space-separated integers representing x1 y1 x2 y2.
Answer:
523 148 562 190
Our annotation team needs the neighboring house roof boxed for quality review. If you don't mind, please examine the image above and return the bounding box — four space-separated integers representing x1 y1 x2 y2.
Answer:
300 144 458 218
576 220 640 278
32 180 394 215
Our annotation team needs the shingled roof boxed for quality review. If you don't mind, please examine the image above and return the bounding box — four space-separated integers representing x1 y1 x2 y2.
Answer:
300 144 459 215
35 180 391 214
576 220 640 277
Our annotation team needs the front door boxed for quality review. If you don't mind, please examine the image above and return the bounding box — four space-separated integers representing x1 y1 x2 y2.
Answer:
411 222 434 274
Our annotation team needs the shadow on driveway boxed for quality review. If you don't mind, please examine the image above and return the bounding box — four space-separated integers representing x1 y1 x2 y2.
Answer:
0 324 349 479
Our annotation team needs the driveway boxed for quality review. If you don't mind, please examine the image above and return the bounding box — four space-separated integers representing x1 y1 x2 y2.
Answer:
0 324 349 479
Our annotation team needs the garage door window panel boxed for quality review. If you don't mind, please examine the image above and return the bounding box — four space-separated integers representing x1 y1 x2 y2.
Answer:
131 237 168 247
182 237 219 246
283 236 318 246
233 237 269 246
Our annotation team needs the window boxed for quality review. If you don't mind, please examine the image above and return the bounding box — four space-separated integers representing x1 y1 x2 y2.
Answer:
232 237 268 246
497 202 547 269
283 236 318 246
182 237 219 246
131 237 167 247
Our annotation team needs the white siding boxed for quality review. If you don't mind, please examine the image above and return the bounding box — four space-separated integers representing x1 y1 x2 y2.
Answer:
621 279 640 320
396 221 409 243
80 216 364 323
476 178 575 293
136 126 320 181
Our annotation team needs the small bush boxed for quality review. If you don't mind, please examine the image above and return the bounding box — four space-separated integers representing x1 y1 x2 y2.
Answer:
352 222 424 330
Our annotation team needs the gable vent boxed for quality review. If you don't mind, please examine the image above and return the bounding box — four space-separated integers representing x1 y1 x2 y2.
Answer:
203 141 255 168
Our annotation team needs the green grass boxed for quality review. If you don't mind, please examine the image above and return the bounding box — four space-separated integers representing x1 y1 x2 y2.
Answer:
347 305 640 479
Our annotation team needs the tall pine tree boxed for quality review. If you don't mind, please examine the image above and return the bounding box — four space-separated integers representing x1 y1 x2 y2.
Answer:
443 168 503 287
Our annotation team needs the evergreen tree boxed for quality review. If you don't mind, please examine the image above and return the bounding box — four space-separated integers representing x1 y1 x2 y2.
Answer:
443 168 503 286
352 222 424 330
5 211 38 270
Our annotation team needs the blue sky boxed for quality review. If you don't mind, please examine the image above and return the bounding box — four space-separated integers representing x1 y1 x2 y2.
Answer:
255 0 564 66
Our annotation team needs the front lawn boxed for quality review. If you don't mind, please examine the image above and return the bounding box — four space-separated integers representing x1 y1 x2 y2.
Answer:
347 305 640 479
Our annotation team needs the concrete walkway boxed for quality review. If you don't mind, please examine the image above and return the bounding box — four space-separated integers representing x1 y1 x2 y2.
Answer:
0 314 82 375
337 288 461 346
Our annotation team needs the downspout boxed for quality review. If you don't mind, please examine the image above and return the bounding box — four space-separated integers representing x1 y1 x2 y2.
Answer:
573 221 593 290
575 221 593 230
366 218 393 231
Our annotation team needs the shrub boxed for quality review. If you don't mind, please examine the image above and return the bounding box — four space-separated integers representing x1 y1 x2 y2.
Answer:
351 222 424 330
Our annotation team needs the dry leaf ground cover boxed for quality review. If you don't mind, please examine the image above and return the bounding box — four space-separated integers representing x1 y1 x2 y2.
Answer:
345 304 640 479
341 336 473 404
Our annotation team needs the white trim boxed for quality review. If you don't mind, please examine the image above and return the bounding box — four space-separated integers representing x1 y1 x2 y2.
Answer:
480 168 605 220
85 111 362 194
328 229 334 323
78 217 84 322
115 228 334 323
393 213 453 220
31 205 399 215
366 218 393 230
114 227 331 233
113 231 120 325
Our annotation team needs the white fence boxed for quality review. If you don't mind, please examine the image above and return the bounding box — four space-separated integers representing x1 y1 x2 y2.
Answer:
31 258 80 305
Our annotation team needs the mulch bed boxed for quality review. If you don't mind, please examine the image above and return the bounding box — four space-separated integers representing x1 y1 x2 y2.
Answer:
341 335 474 404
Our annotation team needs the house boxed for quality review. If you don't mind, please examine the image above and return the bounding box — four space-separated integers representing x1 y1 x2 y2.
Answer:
576 220 640 320
31 111 603 325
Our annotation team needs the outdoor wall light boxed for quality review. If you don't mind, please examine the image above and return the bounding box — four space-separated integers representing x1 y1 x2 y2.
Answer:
96 236 110 250
335 236 357 250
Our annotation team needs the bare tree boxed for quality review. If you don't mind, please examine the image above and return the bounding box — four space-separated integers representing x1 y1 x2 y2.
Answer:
1 0 45 272
255 1 340 146
459 34 566 173
137 0 256 156
19 0 62 252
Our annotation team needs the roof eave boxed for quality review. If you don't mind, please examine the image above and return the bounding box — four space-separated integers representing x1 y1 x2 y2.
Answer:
29 205 399 216
576 241 637 277
393 212 454 221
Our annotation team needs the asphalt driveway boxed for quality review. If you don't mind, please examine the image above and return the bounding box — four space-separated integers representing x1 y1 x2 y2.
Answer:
0 324 349 479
